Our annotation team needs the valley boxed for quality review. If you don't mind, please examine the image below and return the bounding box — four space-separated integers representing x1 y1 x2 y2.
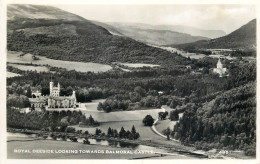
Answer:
6 4 256 160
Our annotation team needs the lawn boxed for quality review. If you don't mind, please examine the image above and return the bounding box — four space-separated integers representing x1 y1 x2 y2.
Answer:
7 51 112 73
116 62 160 68
81 99 163 123
8 63 49 72
7 71 21 78
70 120 163 140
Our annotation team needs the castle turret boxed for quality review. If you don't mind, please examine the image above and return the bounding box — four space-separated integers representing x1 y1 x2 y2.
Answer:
58 82 60 93
72 90 77 103
50 81 54 95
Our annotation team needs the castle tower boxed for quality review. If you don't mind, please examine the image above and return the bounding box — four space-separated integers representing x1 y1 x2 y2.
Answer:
72 90 77 102
72 91 76 98
58 82 60 93
50 81 54 95
217 58 223 69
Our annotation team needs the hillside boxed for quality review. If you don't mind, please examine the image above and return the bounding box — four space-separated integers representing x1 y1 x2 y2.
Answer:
7 5 189 66
107 22 226 39
94 22 210 45
171 19 256 50
173 82 256 155
7 4 85 21
154 25 226 39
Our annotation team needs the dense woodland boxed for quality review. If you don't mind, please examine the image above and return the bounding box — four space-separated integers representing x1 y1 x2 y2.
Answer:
7 109 99 132
172 82 256 156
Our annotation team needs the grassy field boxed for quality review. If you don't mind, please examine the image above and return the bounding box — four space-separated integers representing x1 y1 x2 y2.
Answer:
117 62 160 68
8 63 49 72
7 51 112 73
71 120 163 140
81 99 163 122
7 71 21 78
155 113 184 134
70 100 167 140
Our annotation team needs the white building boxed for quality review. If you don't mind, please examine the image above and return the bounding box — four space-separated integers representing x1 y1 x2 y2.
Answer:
213 58 227 77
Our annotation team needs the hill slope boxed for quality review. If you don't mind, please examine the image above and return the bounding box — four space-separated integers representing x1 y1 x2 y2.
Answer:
94 22 210 45
107 22 226 39
7 5 189 66
171 19 256 50
173 82 256 155
153 24 226 39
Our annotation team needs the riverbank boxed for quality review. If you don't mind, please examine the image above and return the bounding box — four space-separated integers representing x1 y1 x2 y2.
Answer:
7 128 207 159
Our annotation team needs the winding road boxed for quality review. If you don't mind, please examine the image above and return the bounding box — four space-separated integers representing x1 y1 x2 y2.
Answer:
151 119 179 142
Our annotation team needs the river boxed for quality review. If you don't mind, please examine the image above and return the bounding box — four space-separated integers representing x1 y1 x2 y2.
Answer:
7 132 194 159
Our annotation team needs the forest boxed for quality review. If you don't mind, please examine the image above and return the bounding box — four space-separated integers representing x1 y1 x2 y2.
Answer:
172 82 256 156
7 108 99 132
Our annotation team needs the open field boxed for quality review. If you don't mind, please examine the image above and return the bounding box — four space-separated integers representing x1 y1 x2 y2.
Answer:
71 120 163 140
8 63 49 72
155 113 184 133
7 71 21 78
81 99 163 123
7 51 112 73
116 62 160 68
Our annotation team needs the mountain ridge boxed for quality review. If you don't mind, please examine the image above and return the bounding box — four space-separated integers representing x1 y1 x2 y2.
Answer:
93 21 210 46
106 22 226 39
170 19 256 50
7 4 189 66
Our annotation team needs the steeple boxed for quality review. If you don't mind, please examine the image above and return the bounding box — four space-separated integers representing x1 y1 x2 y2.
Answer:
217 58 223 69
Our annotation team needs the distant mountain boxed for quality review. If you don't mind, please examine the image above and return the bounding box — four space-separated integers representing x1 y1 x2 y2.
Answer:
171 19 256 50
7 5 188 66
107 22 226 39
97 22 209 45
153 25 226 39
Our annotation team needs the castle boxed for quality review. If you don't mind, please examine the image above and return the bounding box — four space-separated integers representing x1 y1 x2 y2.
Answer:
29 81 77 110
213 58 227 77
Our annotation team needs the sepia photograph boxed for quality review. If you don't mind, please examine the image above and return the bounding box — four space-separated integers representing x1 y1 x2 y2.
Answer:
2 0 258 162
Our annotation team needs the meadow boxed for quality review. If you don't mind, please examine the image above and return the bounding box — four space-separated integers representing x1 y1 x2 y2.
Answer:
116 62 160 68
7 71 21 78
8 63 49 73
81 99 163 122
7 51 112 73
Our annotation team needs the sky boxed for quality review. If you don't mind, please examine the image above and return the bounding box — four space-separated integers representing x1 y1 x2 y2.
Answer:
53 4 256 34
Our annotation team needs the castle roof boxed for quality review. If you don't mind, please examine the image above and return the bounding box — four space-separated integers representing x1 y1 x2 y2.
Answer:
29 97 47 103
49 96 76 101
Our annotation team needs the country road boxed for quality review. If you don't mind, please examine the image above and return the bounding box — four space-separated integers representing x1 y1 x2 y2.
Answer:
151 118 179 142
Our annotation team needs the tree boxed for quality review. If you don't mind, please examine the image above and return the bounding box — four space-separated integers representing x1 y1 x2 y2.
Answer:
163 127 171 140
142 115 154 126
89 115 94 125
170 97 180 108
170 110 179 121
113 129 118 137
131 125 136 134
95 128 102 135
25 88 32 98
119 127 126 138
107 127 112 137
65 127 75 133
134 86 145 97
